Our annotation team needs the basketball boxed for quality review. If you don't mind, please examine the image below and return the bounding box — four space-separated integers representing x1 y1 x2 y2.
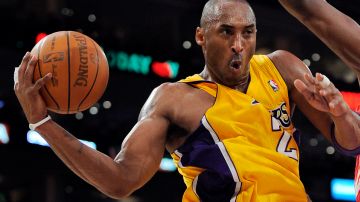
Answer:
31 31 109 114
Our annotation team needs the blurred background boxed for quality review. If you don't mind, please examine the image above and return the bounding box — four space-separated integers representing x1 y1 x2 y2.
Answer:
0 0 359 202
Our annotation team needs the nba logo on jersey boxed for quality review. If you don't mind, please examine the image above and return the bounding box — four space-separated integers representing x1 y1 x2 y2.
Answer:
268 80 279 92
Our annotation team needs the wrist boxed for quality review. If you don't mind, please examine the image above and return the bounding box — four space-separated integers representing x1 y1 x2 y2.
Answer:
330 106 352 120
29 115 51 130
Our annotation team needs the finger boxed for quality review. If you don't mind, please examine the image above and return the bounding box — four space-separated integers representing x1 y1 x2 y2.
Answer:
316 73 331 88
33 73 52 91
13 67 19 86
315 73 341 104
13 82 19 92
294 79 307 93
304 73 316 85
18 52 31 82
294 79 314 100
24 55 38 84
319 84 338 97
315 72 323 80
302 73 317 94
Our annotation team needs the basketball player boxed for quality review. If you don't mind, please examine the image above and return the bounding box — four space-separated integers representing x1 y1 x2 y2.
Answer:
14 0 360 201
278 0 360 200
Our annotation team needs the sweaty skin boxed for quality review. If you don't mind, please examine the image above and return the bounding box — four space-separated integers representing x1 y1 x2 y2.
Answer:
14 0 360 199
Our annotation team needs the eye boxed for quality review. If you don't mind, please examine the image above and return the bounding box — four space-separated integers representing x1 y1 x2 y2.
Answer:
245 29 254 35
243 28 255 38
221 27 233 36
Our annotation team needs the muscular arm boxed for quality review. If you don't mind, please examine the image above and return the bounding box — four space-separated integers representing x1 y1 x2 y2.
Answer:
35 85 172 198
278 0 360 83
14 53 173 199
269 50 360 152
41 87 170 198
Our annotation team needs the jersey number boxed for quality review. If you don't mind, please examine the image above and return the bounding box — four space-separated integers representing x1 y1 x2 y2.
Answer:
276 131 298 160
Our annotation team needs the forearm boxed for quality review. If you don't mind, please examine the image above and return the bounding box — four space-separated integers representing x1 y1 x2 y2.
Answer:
35 120 135 198
332 110 360 152
279 0 345 40
279 0 360 74
278 0 316 21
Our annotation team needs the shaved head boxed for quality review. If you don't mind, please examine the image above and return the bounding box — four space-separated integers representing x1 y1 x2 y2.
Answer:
200 0 256 29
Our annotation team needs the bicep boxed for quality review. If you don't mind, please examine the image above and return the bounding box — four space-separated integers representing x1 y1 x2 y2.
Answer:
114 83 173 191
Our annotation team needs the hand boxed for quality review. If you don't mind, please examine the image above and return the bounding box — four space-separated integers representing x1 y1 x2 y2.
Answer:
14 52 52 123
294 73 350 117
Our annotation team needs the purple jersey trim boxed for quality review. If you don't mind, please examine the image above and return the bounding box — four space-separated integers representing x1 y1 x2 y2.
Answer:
175 120 240 201
331 121 360 157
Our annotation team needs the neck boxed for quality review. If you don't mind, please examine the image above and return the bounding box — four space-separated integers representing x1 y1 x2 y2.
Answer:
199 68 251 93
233 74 251 93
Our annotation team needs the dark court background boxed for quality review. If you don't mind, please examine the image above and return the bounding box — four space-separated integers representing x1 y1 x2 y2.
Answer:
0 0 359 202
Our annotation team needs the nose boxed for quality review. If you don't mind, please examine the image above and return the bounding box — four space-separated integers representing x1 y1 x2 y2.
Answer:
231 34 243 54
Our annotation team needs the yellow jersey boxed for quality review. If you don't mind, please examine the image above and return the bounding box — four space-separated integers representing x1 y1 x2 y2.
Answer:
171 55 307 202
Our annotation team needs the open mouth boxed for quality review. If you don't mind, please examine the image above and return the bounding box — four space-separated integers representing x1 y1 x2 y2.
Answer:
230 60 242 69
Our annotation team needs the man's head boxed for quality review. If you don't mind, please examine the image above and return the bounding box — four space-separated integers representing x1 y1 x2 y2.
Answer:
196 0 257 88
200 0 255 30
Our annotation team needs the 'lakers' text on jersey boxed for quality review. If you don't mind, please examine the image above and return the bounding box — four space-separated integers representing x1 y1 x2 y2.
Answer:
171 55 308 202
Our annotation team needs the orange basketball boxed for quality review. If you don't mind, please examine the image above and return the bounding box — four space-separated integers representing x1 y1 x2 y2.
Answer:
31 31 109 114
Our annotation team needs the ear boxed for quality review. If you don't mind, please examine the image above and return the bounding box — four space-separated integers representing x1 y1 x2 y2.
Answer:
195 27 205 46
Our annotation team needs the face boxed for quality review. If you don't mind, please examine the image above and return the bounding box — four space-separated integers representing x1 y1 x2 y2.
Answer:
196 0 257 87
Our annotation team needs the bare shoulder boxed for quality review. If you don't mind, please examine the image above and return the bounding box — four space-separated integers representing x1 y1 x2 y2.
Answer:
138 82 198 121
267 50 312 90
156 82 195 95
149 82 196 105
139 81 214 152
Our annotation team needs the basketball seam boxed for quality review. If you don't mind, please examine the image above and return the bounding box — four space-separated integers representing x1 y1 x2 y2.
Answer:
77 39 100 111
38 37 60 110
67 31 71 114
